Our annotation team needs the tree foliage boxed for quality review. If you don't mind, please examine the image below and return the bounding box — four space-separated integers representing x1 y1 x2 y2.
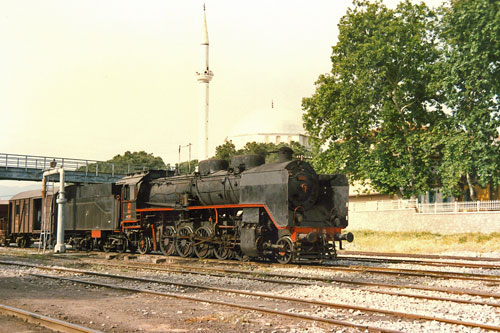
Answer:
78 151 167 174
214 141 311 163
108 151 167 170
176 160 198 175
303 0 444 198
437 0 500 199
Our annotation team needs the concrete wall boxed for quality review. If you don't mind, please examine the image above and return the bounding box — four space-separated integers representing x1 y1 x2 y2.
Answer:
349 209 500 234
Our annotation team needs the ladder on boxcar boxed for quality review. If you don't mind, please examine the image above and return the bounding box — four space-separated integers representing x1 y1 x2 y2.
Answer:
38 181 54 253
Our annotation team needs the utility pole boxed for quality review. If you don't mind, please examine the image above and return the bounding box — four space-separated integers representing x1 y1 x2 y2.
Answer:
178 143 193 173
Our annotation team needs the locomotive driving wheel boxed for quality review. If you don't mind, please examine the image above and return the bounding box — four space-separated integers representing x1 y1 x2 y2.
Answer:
213 235 231 260
175 226 194 257
159 226 176 256
137 234 151 255
276 236 295 264
194 226 213 259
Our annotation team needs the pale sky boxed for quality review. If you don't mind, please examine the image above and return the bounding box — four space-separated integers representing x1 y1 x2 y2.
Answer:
1 0 444 166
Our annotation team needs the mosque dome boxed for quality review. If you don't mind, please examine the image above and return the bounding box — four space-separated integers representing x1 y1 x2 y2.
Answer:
226 105 310 149
229 106 305 137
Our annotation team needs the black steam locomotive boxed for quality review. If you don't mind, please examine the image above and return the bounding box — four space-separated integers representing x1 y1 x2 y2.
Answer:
1 148 352 264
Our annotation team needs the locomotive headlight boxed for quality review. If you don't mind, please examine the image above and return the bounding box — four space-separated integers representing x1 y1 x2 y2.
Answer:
296 213 304 224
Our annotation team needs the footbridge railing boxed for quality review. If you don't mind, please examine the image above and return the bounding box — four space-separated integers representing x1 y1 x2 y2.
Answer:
0 153 152 183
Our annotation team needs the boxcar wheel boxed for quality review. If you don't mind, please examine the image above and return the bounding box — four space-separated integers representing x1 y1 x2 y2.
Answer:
112 238 127 253
17 237 28 248
103 239 113 252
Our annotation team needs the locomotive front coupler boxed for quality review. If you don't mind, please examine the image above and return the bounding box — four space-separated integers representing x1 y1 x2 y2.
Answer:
334 232 354 243
334 232 354 250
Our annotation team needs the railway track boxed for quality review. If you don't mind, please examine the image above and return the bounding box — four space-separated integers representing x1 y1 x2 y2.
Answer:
3 260 500 331
339 250 500 262
316 262 500 282
90 256 500 288
4 246 500 270
336 255 500 269
77 258 500 309
0 303 101 333
4 249 500 298
0 261 396 332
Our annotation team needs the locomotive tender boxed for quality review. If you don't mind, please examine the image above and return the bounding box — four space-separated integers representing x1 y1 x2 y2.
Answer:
1 148 352 264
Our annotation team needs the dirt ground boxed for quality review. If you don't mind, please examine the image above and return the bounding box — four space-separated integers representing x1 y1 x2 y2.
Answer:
0 313 53 333
0 250 334 332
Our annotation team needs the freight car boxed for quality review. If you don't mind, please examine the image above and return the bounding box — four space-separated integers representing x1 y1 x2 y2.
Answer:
3 190 49 248
1 184 123 250
1 148 353 263
0 200 8 246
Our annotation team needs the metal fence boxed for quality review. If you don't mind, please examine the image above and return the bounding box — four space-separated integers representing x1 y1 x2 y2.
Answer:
349 199 418 212
350 198 500 214
0 153 153 176
417 200 500 214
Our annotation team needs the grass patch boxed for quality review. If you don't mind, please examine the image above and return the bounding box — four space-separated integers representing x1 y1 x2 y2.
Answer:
346 230 500 254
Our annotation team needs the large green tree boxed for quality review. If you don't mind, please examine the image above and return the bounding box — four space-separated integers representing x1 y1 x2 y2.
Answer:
108 151 166 169
79 151 167 174
438 0 500 199
302 0 444 198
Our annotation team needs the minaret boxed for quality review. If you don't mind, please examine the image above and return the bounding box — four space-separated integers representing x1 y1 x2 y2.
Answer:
196 4 214 161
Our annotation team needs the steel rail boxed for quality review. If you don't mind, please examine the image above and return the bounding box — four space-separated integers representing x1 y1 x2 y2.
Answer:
112 260 500 300
2 253 499 301
81 260 316 286
29 267 500 332
318 264 500 283
28 273 398 333
86 257 500 287
336 256 500 270
77 259 500 309
339 250 500 262
1 260 498 331
0 303 101 333
53 257 500 303
91 260 500 309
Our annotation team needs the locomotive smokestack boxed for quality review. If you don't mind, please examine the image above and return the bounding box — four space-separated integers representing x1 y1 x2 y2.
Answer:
278 147 293 162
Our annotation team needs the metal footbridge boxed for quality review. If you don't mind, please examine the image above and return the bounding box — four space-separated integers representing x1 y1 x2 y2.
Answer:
0 153 151 183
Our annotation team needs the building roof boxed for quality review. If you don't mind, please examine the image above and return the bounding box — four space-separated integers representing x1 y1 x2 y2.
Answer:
10 189 56 201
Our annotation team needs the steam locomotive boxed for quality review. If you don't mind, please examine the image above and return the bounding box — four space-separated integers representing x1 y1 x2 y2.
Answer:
1 148 352 264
